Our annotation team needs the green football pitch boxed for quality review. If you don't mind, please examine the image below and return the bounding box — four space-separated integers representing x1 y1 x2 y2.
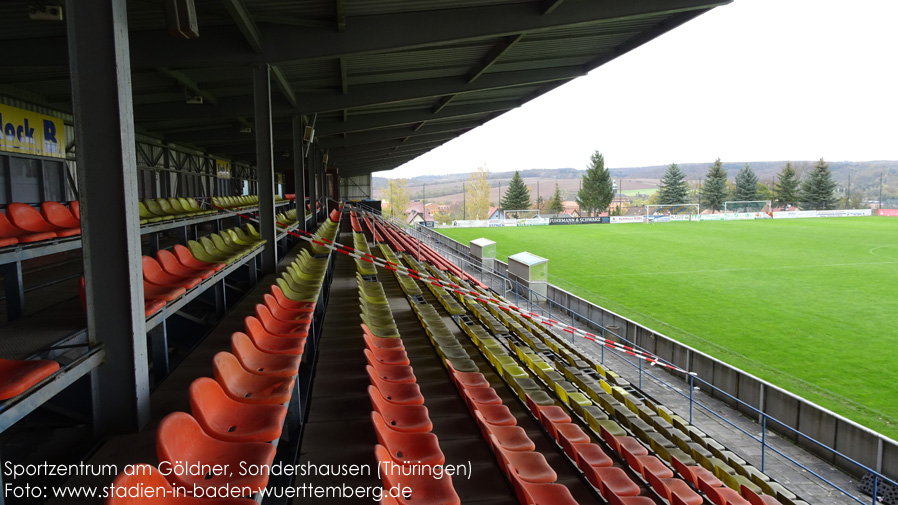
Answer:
438 217 898 439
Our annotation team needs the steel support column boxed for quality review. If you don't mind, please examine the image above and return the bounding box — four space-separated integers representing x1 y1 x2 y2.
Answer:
0 262 24 321
66 0 149 432
292 116 307 234
253 65 277 274
318 148 326 215
308 143 318 228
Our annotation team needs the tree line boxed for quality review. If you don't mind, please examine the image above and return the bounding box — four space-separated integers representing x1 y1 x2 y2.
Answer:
656 158 839 211
381 152 848 223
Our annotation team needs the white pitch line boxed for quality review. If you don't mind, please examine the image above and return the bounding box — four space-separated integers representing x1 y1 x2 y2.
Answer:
576 259 898 279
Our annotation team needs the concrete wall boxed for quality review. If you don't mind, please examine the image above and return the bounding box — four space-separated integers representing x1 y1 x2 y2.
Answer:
421 226 897 481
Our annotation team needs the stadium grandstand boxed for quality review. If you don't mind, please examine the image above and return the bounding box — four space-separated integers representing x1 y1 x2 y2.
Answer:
0 1 890 505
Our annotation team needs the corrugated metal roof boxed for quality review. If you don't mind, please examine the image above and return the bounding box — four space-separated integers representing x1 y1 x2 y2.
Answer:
344 0 528 17
0 0 730 174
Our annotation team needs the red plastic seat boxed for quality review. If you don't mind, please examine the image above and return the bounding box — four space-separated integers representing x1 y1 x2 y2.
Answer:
582 465 641 497
156 412 275 495
526 394 571 423
106 464 257 504
374 445 460 505
621 444 675 479
143 256 202 289
264 294 313 322
741 485 782 505
473 411 535 452
364 354 416 383
212 352 295 405
602 424 649 457
157 248 215 279
372 411 445 466
231 332 301 377
69 201 80 220
603 481 657 505
699 476 752 505
367 367 424 405
368 386 432 433
173 243 226 272
569 440 614 469
365 344 410 366
462 385 503 406
244 317 306 355
270 285 315 312
446 359 489 388
189 377 287 443
329 208 341 222
672 456 722 489
646 468 703 505
255 304 309 337
363 331 405 351
473 404 517 426
506 463 579 505
544 419 591 445
490 435 557 483
143 279 186 302
0 209 55 244
8 202 78 237
0 358 60 400
40 201 81 231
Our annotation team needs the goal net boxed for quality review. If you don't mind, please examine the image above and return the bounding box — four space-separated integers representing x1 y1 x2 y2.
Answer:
645 203 700 222
723 200 771 213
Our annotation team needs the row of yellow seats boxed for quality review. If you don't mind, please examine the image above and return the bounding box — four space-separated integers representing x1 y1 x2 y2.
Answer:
276 213 337 303
186 225 266 265
212 195 259 209
139 197 215 224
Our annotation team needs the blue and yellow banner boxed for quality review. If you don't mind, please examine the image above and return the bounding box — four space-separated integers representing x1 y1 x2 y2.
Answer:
0 104 65 158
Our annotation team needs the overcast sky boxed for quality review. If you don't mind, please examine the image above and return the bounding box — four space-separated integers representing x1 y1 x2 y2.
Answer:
379 0 898 179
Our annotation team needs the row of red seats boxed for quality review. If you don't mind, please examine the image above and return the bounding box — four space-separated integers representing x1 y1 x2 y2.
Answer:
445 361 579 504
0 201 81 247
103 214 330 504
363 213 487 290
363 323 460 504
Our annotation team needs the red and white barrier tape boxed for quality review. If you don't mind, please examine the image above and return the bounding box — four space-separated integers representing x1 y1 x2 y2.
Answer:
212 204 693 375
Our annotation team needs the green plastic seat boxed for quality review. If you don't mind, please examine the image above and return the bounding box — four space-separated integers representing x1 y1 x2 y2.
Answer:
155 198 181 217
138 201 164 223
143 199 174 220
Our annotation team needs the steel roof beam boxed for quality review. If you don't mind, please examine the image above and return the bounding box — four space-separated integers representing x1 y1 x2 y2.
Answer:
162 100 517 143
155 67 219 106
134 66 578 121
467 34 524 83
15 0 730 68
320 121 480 149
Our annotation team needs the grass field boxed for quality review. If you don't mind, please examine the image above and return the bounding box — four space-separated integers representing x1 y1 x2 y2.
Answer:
438 217 898 439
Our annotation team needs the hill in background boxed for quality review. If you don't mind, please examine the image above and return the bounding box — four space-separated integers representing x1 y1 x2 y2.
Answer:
371 160 898 205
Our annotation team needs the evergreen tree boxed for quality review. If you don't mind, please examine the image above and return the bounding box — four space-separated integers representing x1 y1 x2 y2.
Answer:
500 170 531 217
733 163 759 201
657 163 690 205
547 182 564 214
774 162 800 208
578 150 614 216
702 158 728 212
800 158 838 210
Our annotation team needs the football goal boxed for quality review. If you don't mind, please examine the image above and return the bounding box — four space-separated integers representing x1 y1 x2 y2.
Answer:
723 200 771 213
503 209 541 219
644 203 700 222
